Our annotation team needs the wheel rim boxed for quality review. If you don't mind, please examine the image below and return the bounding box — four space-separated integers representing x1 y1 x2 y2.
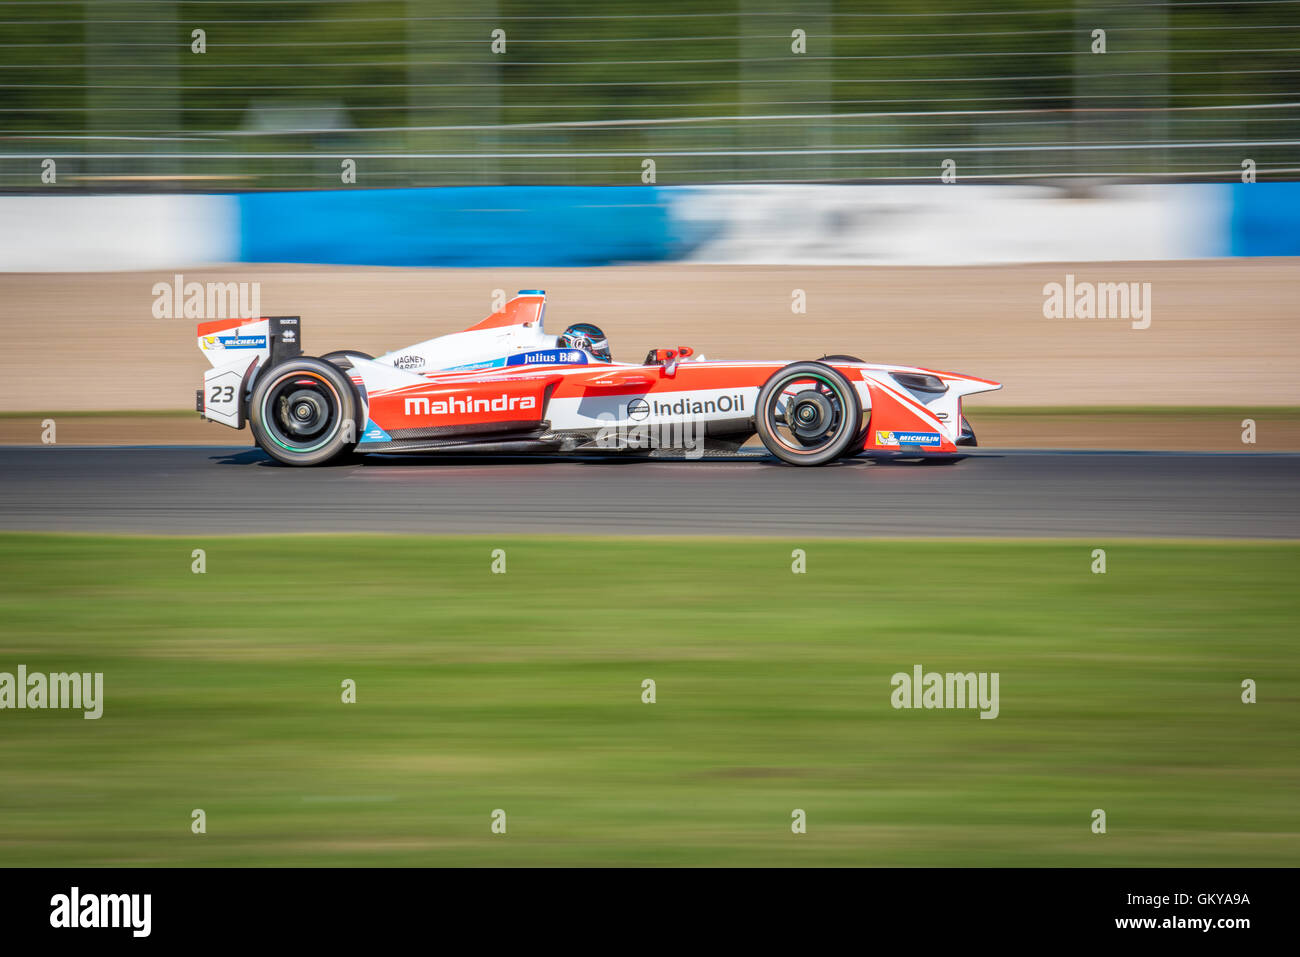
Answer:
260 371 342 454
765 372 852 455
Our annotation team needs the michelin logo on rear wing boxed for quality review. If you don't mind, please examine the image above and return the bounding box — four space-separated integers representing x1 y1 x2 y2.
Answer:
202 335 267 350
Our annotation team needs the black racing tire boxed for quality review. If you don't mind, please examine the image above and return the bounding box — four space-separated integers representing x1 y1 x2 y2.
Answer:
249 357 360 466
838 437 868 460
755 361 864 466
818 355 869 460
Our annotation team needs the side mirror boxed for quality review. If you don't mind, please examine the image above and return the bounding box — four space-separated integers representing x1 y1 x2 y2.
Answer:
644 346 694 377
643 348 678 376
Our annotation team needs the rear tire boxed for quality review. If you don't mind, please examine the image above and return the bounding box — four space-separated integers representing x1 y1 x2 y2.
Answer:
249 357 359 466
755 361 864 466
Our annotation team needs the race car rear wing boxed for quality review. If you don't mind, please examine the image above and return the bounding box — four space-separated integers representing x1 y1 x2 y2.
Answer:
196 316 302 428
197 315 301 368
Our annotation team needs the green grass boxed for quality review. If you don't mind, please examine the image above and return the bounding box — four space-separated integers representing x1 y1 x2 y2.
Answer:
0 534 1296 867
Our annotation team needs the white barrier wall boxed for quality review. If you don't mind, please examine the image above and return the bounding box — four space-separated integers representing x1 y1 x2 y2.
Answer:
670 184 1231 265
0 194 237 272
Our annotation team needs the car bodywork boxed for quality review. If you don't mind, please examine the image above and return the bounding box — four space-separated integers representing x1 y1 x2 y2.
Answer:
196 289 1001 464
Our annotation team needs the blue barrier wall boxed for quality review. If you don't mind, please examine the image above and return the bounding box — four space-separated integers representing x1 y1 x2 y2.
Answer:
1230 182 1300 257
237 186 704 267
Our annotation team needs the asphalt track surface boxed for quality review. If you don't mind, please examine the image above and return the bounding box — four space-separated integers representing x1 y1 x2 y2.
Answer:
1 446 1297 539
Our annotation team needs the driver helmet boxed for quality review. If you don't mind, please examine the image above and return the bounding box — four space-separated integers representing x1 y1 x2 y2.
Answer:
557 323 612 362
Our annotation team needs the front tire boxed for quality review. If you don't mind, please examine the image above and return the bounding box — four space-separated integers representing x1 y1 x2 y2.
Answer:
249 357 359 466
755 361 864 466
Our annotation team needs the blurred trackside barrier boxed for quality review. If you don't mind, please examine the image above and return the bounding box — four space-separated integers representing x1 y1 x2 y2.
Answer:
0 183 1297 272
1230 181 1300 257
238 186 695 267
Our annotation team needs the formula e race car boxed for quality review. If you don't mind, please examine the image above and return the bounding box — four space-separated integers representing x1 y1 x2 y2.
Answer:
195 290 1001 467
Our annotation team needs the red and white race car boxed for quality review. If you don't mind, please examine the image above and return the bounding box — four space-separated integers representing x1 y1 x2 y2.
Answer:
196 290 1000 466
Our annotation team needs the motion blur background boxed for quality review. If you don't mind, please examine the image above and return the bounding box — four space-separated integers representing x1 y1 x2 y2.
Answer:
3 0 1299 187
1 0 1298 267
0 2 1297 419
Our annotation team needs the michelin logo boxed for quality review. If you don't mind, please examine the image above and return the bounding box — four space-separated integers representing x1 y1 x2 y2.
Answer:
876 430 941 447
202 335 267 350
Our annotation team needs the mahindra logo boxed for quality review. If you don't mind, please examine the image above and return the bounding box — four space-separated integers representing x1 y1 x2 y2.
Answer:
405 393 537 416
